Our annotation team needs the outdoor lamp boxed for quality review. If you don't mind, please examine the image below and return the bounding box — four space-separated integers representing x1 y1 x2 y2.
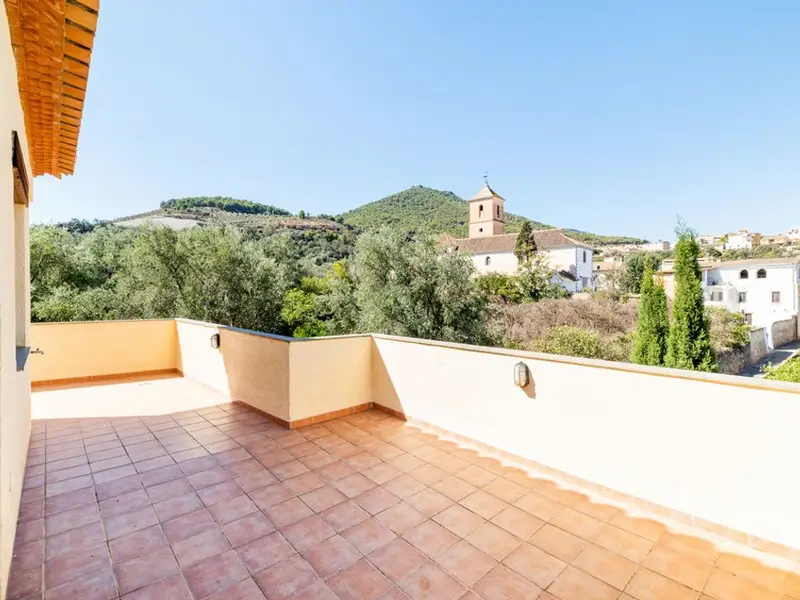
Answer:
210 333 221 349
513 362 530 388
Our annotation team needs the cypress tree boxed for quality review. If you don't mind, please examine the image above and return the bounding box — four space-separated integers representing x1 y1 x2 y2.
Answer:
630 262 669 365
514 221 538 263
664 230 716 371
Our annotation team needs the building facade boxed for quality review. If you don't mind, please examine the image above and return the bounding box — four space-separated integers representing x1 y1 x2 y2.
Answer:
0 1 99 592
442 184 594 292
702 259 800 330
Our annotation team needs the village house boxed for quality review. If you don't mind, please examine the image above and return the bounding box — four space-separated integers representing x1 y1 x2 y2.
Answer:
441 184 595 292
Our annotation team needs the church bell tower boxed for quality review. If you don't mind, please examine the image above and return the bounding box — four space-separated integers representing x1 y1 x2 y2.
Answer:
468 181 505 238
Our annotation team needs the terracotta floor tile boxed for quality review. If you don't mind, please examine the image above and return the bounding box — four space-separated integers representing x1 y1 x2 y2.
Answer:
284 472 325 496
204 577 266 600
198 480 244 507
11 538 43 573
208 494 258 525
114 546 180 594
7 565 42 599
291 580 339 600
172 527 230 568
625 567 700 600
254 555 319 600
432 476 477 502
503 542 566 589
353 486 401 515
153 492 204 522
703 567 779 600
383 474 427 500
403 520 459 558
433 505 485 538
406 487 452 517
342 517 397 555
222 512 276 548
572 544 638 590
44 541 110 590
716 552 786 594
321 500 370 532
491 506 545 539
316 461 356 482
249 483 294 510
376 502 427 534
45 520 106 558
785 572 800 599
235 470 278 493
184 549 249 599
460 490 508 520
328 558 393 600
282 515 335 551
99 489 150 519
482 478 527 504
455 465 498 488
465 522 522 561
363 462 403 485
108 525 167 563
658 531 719 565
408 464 449 486
43 568 117 600
386 453 426 474
120 573 192 599
103 505 158 540
569 496 622 523
236 531 295 574
436 540 497 586
145 477 192 504
162 508 216 544
44 502 99 536
472 564 543 600
46 486 100 514
368 538 428 582
610 513 666 542
399 562 466 600
302 534 361 578
299 485 346 513
643 544 713 591
592 523 654 563
550 507 605 539
264 498 314 528
529 524 588 563
549 565 619 600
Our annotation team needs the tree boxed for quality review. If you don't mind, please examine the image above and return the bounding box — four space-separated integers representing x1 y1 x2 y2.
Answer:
298 210 306 219
514 221 538 262
620 252 661 294
630 263 669 365
516 254 570 302
664 229 716 371
351 229 490 344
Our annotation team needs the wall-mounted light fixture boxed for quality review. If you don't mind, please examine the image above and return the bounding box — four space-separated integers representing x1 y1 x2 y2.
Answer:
210 333 221 349
513 362 530 388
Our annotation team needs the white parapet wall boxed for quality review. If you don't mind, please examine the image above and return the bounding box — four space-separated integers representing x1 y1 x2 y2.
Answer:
371 334 800 553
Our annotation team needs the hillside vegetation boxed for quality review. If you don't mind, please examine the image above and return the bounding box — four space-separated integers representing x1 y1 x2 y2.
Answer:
160 196 291 216
341 186 647 245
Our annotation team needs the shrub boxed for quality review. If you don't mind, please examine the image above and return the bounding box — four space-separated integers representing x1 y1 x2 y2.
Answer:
763 356 800 382
532 326 631 362
706 307 750 352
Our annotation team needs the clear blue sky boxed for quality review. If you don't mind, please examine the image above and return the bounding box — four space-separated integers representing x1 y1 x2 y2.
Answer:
31 1 800 241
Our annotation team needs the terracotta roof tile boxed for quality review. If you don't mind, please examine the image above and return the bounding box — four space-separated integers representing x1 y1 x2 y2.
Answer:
444 229 590 254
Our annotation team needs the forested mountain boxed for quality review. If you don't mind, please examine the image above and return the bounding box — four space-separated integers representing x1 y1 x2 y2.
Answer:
108 188 646 246
340 186 647 245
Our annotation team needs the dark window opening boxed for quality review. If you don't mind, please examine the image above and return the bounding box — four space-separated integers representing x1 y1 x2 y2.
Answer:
772 291 780 303
738 291 747 303
739 270 749 279
479 204 483 216
757 269 767 278
485 256 491 266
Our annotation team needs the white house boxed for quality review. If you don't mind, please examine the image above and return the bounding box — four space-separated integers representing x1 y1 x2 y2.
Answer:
702 258 800 330
441 184 595 292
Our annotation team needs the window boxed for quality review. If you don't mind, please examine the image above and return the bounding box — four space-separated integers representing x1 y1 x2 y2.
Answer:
479 204 483 216
12 131 30 370
772 291 780 303
757 269 767 278
716 291 723 301
582 250 587 263
485 256 491 266
496 205 500 218
738 292 747 303
745 313 753 325
478 227 483 232
739 270 749 279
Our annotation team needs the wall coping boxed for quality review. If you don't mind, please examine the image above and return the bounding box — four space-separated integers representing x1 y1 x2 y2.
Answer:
31 318 800 395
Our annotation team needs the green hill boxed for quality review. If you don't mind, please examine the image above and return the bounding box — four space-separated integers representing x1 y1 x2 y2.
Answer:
340 186 647 245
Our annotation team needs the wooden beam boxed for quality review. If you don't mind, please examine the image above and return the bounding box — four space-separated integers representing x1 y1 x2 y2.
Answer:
65 3 98 31
65 23 94 49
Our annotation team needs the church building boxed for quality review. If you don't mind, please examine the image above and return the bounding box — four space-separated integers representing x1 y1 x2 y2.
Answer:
441 183 595 293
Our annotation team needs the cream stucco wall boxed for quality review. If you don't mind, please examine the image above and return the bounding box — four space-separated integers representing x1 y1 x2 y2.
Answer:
176 320 291 423
0 8 32 595
30 320 178 382
289 336 372 422
371 335 800 551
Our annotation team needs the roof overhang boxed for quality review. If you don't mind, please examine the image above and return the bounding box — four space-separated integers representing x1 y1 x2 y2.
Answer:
5 0 100 177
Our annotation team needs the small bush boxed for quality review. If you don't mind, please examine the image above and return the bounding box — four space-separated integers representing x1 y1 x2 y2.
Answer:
706 307 750 352
532 326 631 362
764 356 800 383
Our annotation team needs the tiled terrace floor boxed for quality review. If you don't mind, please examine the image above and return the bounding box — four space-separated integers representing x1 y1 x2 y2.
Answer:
11 379 800 600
